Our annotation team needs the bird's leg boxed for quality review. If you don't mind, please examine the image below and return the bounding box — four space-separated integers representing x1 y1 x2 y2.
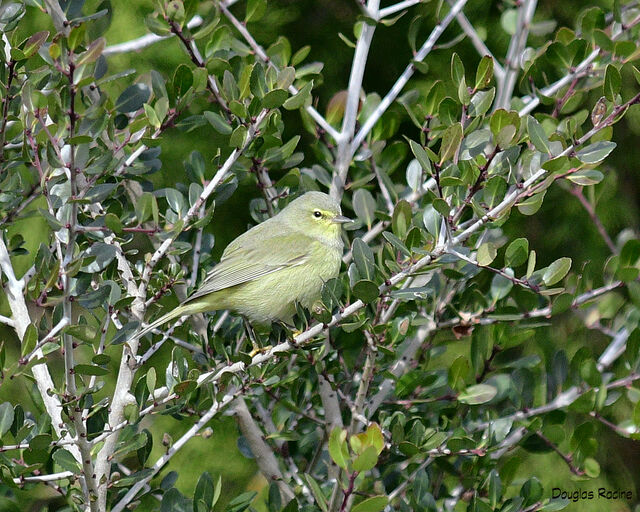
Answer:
277 321 302 345
243 317 272 357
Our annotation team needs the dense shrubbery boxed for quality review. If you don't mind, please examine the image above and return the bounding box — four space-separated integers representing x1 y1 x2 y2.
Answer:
1 0 640 511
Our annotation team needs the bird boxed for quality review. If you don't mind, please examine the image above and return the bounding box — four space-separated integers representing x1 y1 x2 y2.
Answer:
137 191 352 339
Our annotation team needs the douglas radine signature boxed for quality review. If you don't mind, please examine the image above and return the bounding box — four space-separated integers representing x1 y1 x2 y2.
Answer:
552 487 633 503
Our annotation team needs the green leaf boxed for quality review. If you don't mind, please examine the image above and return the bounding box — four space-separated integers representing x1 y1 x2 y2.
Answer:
353 280 379 303
328 427 349 470
526 250 536 279
409 140 432 174
458 384 497 404
477 242 497 266
505 238 529 267
283 81 313 110
76 37 105 66
392 200 413 239
575 141 616 164
146 368 157 394
53 449 80 473
517 191 546 215
488 470 502 507
29 433 52 451
74 364 110 376
65 324 97 344
468 88 495 117
543 257 571 286
353 189 376 228
352 496 388 512
352 445 378 472
246 0 267 22
225 491 257 512
450 53 465 85
603 64 621 102
352 238 375 281
566 169 604 185
24 31 49 58
21 324 37 358
302 474 327 512
261 89 288 109
526 116 551 154
439 122 463 164
194 471 214 511
0 404 14 438
448 356 471 390
115 84 150 113
491 272 513 301
475 55 494 90
204 111 233 135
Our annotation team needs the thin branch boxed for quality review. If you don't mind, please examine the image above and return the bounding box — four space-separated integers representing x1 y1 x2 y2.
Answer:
494 0 537 110
23 317 70 363
234 398 295 502
367 322 434 415
518 13 640 116
535 430 584 476
446 0 505 82
190 205 206 286
570 186 617 254
387 457 433 502
379 0 422 19
110 391 238 512
351 0 468 152
15 471 75 484
138 108 269 298
349 332 377 432
103 16 203 56
436 280 624 330
0 237 81 461
218 2 340 141
471 334 635 432
331 0 381 201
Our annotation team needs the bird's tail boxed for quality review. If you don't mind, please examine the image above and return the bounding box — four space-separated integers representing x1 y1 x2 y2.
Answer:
137 302 206 339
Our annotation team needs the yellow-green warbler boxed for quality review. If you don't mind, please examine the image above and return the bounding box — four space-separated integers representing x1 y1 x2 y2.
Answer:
138 191 351 337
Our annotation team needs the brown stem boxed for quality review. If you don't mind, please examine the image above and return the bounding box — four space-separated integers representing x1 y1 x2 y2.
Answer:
569 186 618 254
340 471 358 512
535 430 585 476
551 76 579 118
0 59 16 164
168 20 231 116
451 144 500 225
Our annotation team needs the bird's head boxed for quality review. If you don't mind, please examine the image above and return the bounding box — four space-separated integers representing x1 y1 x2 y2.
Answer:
279 191 352 241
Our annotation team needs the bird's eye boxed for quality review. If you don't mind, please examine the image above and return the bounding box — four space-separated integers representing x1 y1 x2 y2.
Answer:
313 210 322 218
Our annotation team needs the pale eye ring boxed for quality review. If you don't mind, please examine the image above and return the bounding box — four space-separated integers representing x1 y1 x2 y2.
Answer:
313 210 322 218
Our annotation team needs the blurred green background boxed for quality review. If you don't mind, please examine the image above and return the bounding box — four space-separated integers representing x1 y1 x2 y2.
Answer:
2 0 640 510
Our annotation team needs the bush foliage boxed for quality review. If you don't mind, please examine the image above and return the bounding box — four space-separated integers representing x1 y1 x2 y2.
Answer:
1 0 640 511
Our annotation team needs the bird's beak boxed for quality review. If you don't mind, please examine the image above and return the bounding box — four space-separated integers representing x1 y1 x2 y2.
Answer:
333 215 353 224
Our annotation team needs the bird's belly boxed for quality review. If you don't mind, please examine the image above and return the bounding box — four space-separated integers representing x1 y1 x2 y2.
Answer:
222 253 340 324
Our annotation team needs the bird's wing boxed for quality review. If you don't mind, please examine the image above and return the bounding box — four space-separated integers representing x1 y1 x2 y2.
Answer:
186 233 311 301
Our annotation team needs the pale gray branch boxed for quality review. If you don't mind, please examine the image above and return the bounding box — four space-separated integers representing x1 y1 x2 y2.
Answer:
351 0 468 152
103 16 203 55
111 392 236 512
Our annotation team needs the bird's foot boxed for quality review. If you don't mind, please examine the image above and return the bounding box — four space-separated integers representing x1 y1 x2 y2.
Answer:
249 344 273 357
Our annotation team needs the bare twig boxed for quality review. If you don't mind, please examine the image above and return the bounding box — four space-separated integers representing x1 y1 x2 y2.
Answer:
111 392 238 512
331 0 381 201
234 398 295 502
570 187 617 254
104 16 203 55
495 0 537 110
351 0 468 153
218 2 340 141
